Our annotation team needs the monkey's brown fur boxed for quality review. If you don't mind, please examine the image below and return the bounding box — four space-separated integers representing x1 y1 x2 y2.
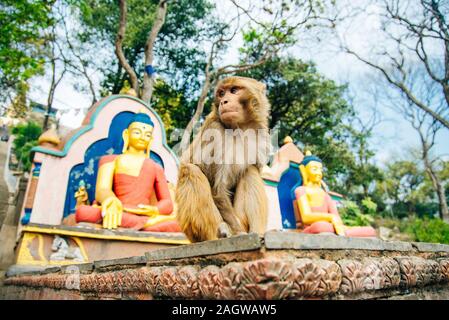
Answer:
175 76 270 242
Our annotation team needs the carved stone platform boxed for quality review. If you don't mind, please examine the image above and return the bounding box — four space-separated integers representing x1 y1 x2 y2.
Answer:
2 231 449 300
13 223 189 267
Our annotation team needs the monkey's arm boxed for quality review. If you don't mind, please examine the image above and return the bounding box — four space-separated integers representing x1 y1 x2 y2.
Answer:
213 184 245 234
180 114 222 164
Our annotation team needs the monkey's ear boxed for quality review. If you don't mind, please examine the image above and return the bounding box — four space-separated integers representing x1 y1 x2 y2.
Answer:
259 82 267 95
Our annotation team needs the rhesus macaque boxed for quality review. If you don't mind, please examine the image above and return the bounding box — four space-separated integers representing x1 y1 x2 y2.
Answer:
176 76 270 242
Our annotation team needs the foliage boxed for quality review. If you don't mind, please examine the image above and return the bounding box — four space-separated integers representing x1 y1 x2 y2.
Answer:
151 79 189 137
71 0 218 142
373 159 441 219
339 200 374 227
75 0 215 98
341 124 383 201
405 218 449 244
361 197 377 215
11 121 42 172
0 0 54 101
5 81 29 118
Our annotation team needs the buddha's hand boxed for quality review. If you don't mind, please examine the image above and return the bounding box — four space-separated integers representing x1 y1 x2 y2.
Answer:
138 204 159 216
124 205 159 217
101 196 123 229
331 216 346 236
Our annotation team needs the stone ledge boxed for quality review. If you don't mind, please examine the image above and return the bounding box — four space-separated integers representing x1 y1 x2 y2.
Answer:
5 265 54 278
413 242 449 253
264 231 414 251
145 233 261 262
94 256 147 271
61 263 94 274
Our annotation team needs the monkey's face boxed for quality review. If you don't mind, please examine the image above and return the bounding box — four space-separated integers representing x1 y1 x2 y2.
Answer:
214 76 269 129
216 85 248 127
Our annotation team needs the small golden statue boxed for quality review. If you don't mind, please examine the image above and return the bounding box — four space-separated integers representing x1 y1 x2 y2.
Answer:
74 180 90 208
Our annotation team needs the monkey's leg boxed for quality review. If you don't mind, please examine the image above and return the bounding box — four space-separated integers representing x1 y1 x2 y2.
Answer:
233 166 268 234
212 185 245 234
175 163 223 242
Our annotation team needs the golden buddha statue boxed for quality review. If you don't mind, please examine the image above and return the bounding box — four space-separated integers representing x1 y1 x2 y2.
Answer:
75 180 90 208
75 111 181 232
294 151 376 237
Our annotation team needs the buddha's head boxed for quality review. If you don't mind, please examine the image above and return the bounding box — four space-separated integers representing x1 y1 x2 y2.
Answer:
78 180 87 193
299 151 323 186
122 111 155 156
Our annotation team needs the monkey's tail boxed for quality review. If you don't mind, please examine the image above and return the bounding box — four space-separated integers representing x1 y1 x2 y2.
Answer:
175 163 223 242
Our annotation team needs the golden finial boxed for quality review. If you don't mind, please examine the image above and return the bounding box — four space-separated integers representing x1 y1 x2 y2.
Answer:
38 127 61 147
283 136 293 145
125 88 138 97
305 150 312 156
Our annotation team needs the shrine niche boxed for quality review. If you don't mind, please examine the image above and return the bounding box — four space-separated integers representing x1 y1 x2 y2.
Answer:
14 94 189 267
261 137 345 230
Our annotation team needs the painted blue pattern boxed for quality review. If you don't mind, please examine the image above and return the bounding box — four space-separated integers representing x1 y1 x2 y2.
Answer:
21 208 32 225
63 111 164 217
276 162 301 229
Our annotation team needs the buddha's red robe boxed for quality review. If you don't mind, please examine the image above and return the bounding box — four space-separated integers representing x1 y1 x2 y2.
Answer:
75 155 181 232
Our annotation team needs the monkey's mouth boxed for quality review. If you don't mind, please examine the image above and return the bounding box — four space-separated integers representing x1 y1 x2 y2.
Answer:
220 109 239 116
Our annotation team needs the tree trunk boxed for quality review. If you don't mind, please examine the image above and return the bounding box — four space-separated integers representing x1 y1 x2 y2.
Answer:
436 179 449 222
420 131 449 222
141 0 168 103
44 43 65 131
426 166 449 222
115 0 139 95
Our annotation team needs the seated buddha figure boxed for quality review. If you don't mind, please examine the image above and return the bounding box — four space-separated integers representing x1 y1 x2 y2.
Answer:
75 111 181 232
294 152 376 237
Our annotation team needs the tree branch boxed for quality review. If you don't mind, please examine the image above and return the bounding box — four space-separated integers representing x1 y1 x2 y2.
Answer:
345 47 449 130
141 0 169 103
115 0 139 95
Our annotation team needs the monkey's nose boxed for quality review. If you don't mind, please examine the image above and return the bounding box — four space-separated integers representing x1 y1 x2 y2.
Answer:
221 99 228 105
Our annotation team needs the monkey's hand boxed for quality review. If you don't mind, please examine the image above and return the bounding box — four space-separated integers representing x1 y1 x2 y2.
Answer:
101 196 123 230
217 222 232 238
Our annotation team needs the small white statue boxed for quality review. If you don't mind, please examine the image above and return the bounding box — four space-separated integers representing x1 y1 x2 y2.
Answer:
49 235 84 262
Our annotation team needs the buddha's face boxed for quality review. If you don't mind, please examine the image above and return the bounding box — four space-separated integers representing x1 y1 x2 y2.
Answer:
305 161 323 184
127 121 153 151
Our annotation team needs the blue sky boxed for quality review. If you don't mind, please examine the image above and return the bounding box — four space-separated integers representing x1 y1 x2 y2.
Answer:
289 0 449 165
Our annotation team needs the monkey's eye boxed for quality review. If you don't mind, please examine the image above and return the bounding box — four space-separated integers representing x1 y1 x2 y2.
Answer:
218 90 225 97
230 86 239 94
